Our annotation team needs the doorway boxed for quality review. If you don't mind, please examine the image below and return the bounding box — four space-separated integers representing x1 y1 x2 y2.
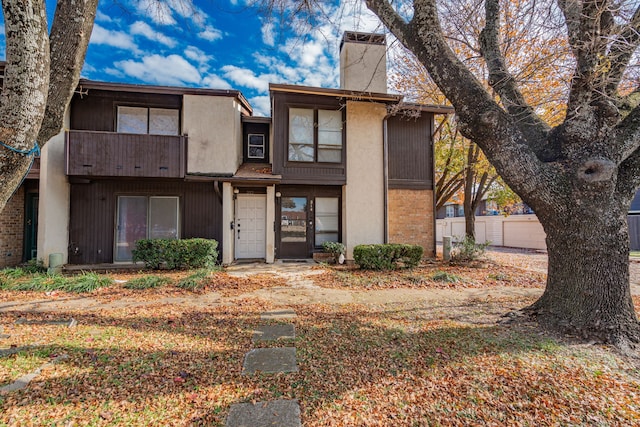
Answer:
24 192 39 261
235 194 267 259
276 186 341 259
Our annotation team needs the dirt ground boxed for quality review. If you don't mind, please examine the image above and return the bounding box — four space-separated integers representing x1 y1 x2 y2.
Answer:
1 247 638 314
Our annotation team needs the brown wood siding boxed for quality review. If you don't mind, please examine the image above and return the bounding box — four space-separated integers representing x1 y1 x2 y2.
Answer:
69 180 222 264
70 89 182 132
66 131 186 178
272 92 346 184
387 114 434 189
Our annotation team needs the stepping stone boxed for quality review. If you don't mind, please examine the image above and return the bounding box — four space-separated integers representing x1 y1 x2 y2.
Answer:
242 347 298 375
226 399 301 427
260 310 296 320
15 318 77 327
0 354 68 393
252 324 295 343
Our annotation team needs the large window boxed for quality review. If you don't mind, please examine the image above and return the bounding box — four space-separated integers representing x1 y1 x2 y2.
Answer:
117 106 180 135
288 108 343 163
115 196 179 262
315 197 339 246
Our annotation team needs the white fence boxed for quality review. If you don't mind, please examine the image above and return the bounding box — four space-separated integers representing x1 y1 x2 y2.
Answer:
436 214 547 250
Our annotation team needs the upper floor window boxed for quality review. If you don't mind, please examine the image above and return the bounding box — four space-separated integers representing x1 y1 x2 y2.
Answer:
117 106 180 135
288 107 343 163
248 134 266 159
445 205 455 218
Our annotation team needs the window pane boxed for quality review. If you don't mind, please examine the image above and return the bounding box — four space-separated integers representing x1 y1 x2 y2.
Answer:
315 197 339 246
281 197 307 242
115 196 147 262
289 108 314 162
149 197 179 239
149 108 179 135
117 106 148 134
318 110 342 163
248 134 265 159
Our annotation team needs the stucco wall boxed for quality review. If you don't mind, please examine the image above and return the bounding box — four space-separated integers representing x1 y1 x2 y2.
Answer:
344 101 387 259
0 186 24 268
183 95 242 175
388 189 435 257
38 127 70 266
340 42 387 93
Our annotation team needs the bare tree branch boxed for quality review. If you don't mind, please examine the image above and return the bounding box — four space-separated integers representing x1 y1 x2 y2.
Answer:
479 0 550 150
604 6 640 96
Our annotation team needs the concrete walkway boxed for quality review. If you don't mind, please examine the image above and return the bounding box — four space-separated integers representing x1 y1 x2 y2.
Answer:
228 309 301 426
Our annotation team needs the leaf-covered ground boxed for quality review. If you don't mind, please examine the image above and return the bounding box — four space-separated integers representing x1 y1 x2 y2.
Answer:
1 260 640 426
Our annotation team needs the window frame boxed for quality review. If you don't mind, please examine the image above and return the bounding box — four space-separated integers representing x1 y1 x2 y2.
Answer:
247 133 266 160
116 105 181 136
287 106 345 164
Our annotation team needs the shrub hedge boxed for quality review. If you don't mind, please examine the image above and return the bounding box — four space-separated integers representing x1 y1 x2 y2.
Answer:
353 244 423 270
132 238 219 270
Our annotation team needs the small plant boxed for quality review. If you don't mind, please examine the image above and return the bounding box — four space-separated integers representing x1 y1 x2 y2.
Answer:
431 270 462 283
322 241 346 264
354 244 423 270
63 272 113 292
176 270 211 291
451 236 489 263
123 275 172 290
488 272 510 281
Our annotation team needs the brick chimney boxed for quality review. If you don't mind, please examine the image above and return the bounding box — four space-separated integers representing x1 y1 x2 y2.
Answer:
339 31 387 93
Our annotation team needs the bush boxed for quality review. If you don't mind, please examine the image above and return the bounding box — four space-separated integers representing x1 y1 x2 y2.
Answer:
132 238 218 270
123 275 172 290
451 236 489 263
431 270 462 283
322 241 346 263
353 244 423 270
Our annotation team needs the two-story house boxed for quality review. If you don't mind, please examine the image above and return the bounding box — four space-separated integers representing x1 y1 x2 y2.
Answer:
0 32 451 268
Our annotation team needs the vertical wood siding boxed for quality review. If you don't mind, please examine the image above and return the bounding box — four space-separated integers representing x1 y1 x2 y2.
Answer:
69 180 222 264
387 113 433 189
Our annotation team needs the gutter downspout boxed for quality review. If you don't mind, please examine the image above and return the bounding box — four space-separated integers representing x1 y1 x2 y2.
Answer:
383 113 391 244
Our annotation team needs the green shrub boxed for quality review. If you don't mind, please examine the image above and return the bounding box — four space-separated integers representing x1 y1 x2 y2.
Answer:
353 244 423 270
0 272 112 293
176 269 211 291
132 238 219 270
322 241 346 263
64 272 113 292
124 275 171 290
431 270 462 283
451 236 489 262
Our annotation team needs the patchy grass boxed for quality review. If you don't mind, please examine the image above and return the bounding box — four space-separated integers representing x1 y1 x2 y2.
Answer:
1 296 640 426
123 275 173 290
176 270 212 291
0 272 113 293
314 262 546 290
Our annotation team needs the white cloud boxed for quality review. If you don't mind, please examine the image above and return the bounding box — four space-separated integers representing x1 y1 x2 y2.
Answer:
249 95 271 117
185 46 213 63
198 25 223 42
90 24 139 52
261 21 275 47
95 11 113 23
201 74 232 90
136 0 177 25
130 21 176 47
116 54 201 86
221 65 275 93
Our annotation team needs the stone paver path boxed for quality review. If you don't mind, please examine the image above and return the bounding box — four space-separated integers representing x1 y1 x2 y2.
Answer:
229 309 301 426
252 324 295 343
225 399 301 427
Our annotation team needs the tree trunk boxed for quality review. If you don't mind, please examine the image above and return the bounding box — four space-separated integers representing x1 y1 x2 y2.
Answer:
530 202 640 346
464 203 475 240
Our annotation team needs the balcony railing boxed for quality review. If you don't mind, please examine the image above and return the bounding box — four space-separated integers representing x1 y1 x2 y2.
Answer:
66 130 186 178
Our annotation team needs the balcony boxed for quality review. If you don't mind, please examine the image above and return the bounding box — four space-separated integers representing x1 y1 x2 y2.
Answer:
66 130 186 178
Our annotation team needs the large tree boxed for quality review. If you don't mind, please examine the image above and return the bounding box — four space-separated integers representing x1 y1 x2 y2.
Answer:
364 0 640 346
0 0 98 210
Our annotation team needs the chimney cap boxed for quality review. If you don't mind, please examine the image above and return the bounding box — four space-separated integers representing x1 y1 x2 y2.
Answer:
340 31 386 51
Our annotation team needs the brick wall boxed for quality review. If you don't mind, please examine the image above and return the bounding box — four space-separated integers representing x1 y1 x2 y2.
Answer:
0 186 25 268
388 189 435 257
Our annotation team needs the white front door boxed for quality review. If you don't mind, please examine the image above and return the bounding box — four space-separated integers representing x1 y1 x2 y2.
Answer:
235 194 267 259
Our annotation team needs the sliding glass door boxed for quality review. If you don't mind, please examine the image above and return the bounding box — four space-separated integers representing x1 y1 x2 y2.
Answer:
115 196 179 262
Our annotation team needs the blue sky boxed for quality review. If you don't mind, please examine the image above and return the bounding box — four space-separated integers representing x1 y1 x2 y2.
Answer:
1 1 388 117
